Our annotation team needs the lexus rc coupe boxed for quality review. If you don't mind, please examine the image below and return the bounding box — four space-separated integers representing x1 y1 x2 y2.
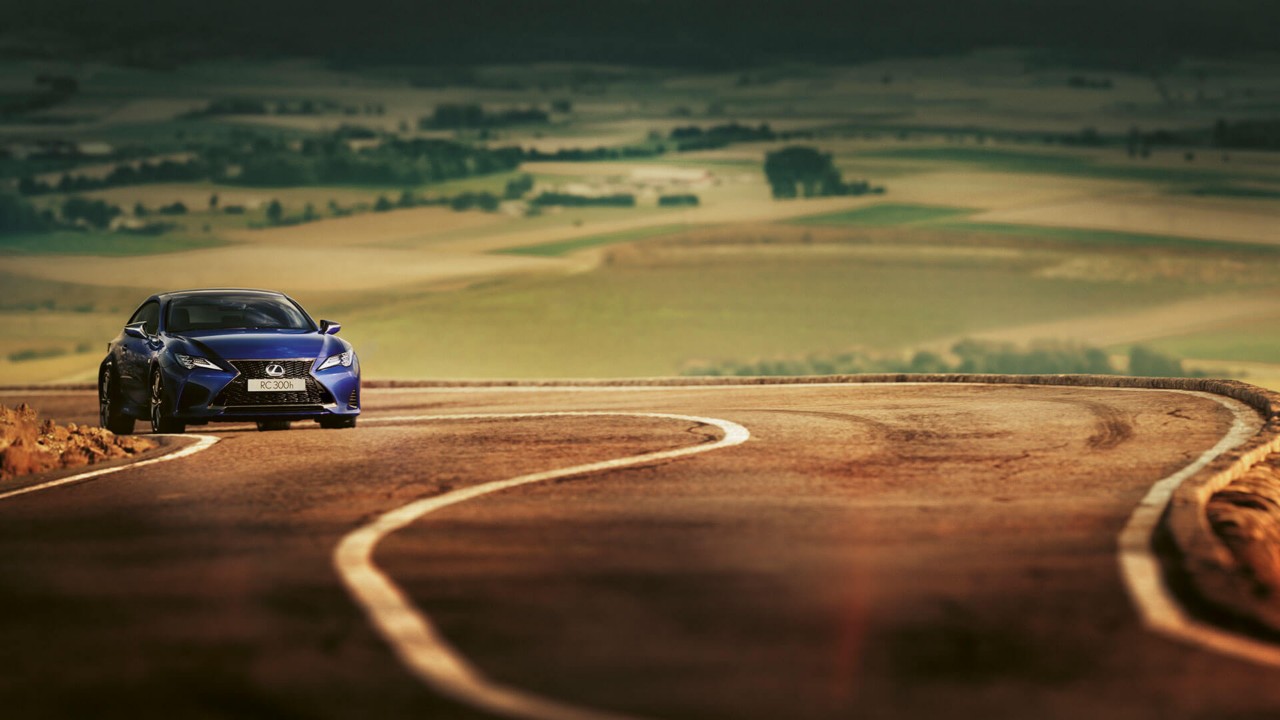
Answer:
98 289 360 434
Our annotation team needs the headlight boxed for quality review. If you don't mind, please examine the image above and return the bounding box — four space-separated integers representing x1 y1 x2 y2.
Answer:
175 353 221 370
317 350 353 371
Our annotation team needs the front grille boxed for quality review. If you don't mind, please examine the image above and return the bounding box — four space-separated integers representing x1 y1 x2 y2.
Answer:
214 359 332 407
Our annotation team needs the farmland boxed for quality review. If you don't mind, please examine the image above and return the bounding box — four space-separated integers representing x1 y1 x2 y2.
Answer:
1 51 1278 386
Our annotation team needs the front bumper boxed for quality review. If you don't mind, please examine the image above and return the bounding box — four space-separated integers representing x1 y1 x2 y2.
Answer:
166 358 360 423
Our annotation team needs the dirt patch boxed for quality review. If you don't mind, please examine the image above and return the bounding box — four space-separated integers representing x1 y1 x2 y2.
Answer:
0 403 154 480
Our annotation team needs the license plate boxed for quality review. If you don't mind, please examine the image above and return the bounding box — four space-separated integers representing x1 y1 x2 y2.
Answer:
248 378 305 392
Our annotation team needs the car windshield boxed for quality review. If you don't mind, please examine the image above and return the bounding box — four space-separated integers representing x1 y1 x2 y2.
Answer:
166 294 314 333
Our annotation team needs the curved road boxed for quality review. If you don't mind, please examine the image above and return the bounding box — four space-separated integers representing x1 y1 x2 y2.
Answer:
1 382 1278 720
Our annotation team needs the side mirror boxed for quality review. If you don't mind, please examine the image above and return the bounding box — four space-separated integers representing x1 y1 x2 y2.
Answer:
124 322 148 340
319 319 341 335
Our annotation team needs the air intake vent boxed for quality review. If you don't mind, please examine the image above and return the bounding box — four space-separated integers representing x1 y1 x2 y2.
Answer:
214 359 331 406
348 388 359 409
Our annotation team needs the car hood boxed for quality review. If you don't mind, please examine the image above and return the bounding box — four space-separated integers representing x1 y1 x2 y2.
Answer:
176 330 330 361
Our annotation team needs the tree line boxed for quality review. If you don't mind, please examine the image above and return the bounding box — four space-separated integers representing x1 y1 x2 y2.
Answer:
0 192 136 233
17 134 525 195
15 120 867 202
668 122 812 152
419 104 549 130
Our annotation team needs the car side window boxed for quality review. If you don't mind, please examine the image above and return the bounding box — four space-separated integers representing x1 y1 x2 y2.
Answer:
129 301 160 336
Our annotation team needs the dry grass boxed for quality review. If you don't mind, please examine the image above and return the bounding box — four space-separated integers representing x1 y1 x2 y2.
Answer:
914 294 1280 352
1188 360 1280 392
0 246 565 293
223 205 504 246
0 353 102 385
1033 253 1277 285
0 311 120 346
433 191 876 254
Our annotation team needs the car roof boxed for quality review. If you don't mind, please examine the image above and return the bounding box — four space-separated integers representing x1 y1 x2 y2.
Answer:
154 288 289 302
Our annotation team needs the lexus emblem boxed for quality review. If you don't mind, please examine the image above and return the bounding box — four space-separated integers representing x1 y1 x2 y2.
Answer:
265 363 286 378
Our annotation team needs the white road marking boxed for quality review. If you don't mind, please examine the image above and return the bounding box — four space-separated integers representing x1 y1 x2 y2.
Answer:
1116 391 1280 664
334 412 750 720
0 434 219 502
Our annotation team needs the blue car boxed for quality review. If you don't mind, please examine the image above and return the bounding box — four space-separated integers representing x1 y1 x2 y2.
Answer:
98 288 360 434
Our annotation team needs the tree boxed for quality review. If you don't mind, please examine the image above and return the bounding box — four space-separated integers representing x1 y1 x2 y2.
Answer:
0 192 51 233
209 193 219 210
426 104 485 129
503 174 534 199
61 196 121 229
908 351 948 373
658 194 699 207
374 195 393 212
17 176 43 196
764 146 870 199
237 155 315 186
265 199 284 224
1128 346 1184 377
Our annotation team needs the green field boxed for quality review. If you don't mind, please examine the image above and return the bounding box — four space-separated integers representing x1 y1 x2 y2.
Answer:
337 248 1210 378
0 231 226 256
1137 318 1280 364
858 147 1262 186
791 203 973 227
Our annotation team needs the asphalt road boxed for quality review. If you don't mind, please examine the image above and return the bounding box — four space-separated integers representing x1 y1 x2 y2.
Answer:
2 382 1279 720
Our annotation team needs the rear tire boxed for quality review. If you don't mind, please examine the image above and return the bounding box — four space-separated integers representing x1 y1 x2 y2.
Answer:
319 416 357 429
256 420 291 432
150 370 186 434
99 367 134 435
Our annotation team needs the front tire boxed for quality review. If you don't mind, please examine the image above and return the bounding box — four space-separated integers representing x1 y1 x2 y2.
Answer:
256 420 291 432
150 370 186 434
319 416 357 429
99 367 134 435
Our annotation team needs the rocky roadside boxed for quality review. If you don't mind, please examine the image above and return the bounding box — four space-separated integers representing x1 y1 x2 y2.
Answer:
0 403 155 480
1207 457 1280 609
